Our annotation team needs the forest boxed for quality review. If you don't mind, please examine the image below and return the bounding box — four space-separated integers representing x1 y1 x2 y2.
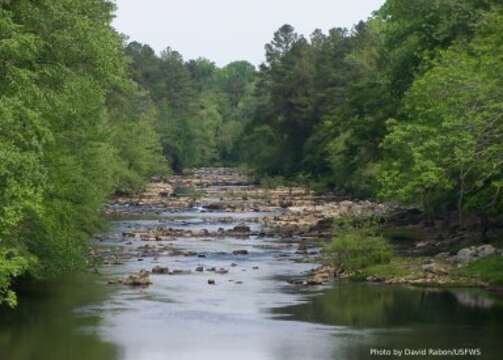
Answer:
1 0 502 307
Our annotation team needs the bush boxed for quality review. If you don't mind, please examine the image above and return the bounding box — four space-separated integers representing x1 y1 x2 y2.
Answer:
324 228 393 272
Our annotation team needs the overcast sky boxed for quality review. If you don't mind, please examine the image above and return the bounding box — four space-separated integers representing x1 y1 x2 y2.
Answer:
113 0 385 67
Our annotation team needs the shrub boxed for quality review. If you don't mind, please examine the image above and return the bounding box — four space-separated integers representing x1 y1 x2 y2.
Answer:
324 227 393 272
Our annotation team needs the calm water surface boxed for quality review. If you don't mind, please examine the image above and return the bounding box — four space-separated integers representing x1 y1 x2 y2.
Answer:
1 210 502 360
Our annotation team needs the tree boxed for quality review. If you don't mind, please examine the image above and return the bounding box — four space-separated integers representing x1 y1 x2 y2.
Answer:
379 8 503 229
0 0 164 305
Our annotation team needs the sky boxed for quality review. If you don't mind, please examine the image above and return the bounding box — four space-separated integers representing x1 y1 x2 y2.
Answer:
112 0 386 67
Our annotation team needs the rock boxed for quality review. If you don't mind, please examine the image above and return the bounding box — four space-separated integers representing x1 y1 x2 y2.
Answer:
195 266 204 272
252 266 259 270
215 268 229 274
366 275 384 283
232 224 251 233
478 244 496 258
169 269 191 275
416 241 432 248
208 279 216 285
232 249 249 256
198 253 207 258
124 270 152 287
312 265 336 279
306 278 324 286
454 247 478 263
152 266 170 274
230 263 238 267
205 203 224 210
422 263 448 275
287 279 305 285
453 244 496 264
435 252 450 259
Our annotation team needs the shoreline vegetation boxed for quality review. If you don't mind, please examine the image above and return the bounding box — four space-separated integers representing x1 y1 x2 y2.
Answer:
1 0 503 307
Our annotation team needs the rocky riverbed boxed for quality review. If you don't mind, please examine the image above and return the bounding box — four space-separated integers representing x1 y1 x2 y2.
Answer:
95 168 502 290
97 168 389 287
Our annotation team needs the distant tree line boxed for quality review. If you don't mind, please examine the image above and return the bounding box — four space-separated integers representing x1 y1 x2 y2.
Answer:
124 43 256 171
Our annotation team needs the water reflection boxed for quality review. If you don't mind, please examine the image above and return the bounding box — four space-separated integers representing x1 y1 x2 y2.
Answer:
0 275 120 360
1 277 503 360
274 283 503 327
273 283 503 360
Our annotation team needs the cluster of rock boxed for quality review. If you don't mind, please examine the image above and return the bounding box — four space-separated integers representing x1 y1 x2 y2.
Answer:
269 200 386 224
106 168 389 243
288 265 338 286
121 224 257 242
111 260 256 288
445 244 499 264
107 270 152 287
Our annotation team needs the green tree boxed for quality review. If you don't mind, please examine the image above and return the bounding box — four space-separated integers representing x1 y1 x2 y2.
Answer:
0 0 164 305
379 8 503 229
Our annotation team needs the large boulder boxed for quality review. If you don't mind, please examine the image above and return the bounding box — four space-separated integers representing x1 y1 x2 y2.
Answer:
478 244 496 258
452 244 497 264
454 247 478 263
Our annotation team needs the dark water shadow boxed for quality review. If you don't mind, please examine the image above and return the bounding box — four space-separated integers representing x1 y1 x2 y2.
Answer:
0 274 121 360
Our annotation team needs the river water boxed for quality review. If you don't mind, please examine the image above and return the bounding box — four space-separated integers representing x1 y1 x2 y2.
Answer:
1 181 503 360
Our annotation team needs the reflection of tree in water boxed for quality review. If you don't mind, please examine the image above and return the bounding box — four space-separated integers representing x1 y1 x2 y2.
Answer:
274 284 503 328
0 274 120 360
273 284 503 360
277 284 397 327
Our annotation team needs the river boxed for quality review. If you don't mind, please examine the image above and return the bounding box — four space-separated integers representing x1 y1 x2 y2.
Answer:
1 170 502 360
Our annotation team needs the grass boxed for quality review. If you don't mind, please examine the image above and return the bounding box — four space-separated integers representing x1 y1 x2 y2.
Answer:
359 257 424 279
455 255 503 286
